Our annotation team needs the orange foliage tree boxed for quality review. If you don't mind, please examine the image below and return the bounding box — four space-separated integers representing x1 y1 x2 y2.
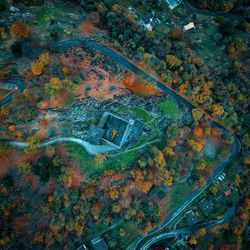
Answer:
10 22 30 38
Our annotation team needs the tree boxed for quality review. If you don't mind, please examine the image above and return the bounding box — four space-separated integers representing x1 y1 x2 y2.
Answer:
24 136 40 153
31 61 43 76
193 126 204 138
198 228 206 237
10 22 30 38
112 203 122 213
108 186 119 200
195 159 206 170
192 108 204 123
227 37 244 55
18 161 31 173
44 77 63 96
46 146 55 158
211 104 226 117
95 153 106 165
189 139 203 152
188 235 197 245
210 184 218 195
119 228 126 237
165 54 181 68
170 27 184 41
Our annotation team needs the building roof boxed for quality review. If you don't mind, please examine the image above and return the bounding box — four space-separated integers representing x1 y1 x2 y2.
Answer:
99 112 133 149
185 210 200 226
91 237 108 250
165 0 182 10
198 198 213 216
142 12 155 24
224 190 232 197
87 124 104 145
183 22 195 31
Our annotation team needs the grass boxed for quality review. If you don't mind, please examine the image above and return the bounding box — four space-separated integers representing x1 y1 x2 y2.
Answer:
204 156 217 168
166 183 193 213
158 99 181 120
66 141 145 177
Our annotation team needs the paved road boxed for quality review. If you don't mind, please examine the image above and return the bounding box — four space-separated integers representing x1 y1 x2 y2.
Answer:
0 79 25 105
7 137 116 155
183 0 246 21
141 205 237 250
0 37 241 250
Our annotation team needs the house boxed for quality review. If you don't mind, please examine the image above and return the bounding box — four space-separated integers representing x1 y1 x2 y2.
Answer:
185 210 200 226
198 198 213 216
165 0 182 10
224 190 232 197
183 22 195 31
139 11 161 31
91 237 108 250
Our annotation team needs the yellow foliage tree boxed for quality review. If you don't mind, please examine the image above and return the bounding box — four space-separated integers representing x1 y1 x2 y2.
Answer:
95 153 106 165
209 185 218 196
108 186 119 200
189 139 203 152
165 54 181 68
45 77 63 96
112 203 122 213
211 104 226 117
192 108 204 123
198 228 206 237
18 161 31 173
24 136 40 153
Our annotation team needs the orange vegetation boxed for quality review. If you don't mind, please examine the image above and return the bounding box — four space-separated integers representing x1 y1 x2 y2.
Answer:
124 74 161 97
70 165 84 188
12 214 31 231
10 22 30 38
79 20 97 35
8 125 16 131
193 126 204 138
210 128 221 138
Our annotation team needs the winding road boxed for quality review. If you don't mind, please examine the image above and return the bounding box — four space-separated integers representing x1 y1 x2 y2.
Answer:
0 37 241 250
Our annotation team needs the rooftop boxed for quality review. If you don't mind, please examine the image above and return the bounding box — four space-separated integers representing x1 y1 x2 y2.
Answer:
198 198 213 216
91 237 108 250
185 210 200 226
165 0 182 10
98 112 134 149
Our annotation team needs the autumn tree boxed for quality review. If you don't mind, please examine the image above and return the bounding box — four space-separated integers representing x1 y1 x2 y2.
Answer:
170 27 184 41
188 235 197 245
198 228 206 237
210 184 218 196
95 153 106 165
10 22 30 39
165 54 181 68
227 37 244 55
44 77 63 96
192 108 204 124
18 161 31 173
24 136 40 153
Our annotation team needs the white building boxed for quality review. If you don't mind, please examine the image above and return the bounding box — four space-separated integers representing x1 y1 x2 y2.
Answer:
165 0 182 10
183 22 195 31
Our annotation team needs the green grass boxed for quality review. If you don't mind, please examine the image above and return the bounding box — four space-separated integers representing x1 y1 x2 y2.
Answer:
66 142 106 176
204 156 217 168
167 183 193 212
66 141 145 176
158 99 180 120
